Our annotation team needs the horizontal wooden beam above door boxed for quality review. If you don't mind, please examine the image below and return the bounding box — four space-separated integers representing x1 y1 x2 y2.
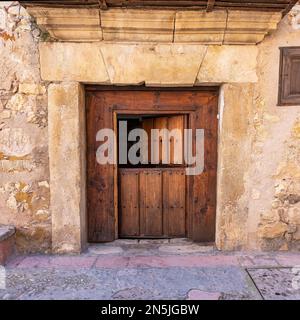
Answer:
20 0 297 13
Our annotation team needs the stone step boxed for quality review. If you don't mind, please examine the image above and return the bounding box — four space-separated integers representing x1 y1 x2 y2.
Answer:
0 225 15 265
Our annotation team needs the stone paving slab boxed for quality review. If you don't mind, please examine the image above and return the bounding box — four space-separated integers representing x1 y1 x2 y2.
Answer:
247 267 300 300
0 266 260 300
187 289 221 300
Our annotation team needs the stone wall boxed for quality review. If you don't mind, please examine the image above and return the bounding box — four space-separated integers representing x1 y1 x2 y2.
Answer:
0 1 299 253
217 4 300 251
0 1 50 253
250 5 300 251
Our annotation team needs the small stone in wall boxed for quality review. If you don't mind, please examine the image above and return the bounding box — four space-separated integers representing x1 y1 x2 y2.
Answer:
285 233 293 242
278 208 289 223
288 207 300 225
287 224 297 234
5 93 27 112
6 194 18 210
38 181 49 189
288 194 300 204
279 243 289 251
260 210 280 224
274 182 289 198
293 228 300 241
35 209 50 222
0 127 32 158
3 182 33 213
289 4 300 30
259 221 288 239
19 83 46 95
0 110 11 119
26 109 47 127
272 199 282 209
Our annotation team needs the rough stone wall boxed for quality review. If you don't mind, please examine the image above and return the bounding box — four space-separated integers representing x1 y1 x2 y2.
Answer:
217 5 300 251
0 1 50 253
252 5 300 251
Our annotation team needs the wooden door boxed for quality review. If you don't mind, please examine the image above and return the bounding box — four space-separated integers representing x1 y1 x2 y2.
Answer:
86 88 218 243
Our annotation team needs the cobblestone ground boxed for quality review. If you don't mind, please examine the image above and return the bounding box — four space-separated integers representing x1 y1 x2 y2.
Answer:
0 240 300 300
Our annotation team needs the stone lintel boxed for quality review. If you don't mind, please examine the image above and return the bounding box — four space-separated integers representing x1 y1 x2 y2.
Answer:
39 42 258 85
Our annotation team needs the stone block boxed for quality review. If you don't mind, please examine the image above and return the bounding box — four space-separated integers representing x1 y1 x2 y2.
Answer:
101 9 174 42
19 83 46 95
259 222 288 239
197 46 258 83
100 44 206 86
174 10 227 44
39 43 109 83
224 11 281 44
27 7 102 41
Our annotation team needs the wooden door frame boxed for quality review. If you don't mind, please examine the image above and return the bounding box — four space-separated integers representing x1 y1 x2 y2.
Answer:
86 85 219 243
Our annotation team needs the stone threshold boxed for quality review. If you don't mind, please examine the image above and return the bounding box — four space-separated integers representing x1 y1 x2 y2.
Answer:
102 238 214 245
88 239 216 255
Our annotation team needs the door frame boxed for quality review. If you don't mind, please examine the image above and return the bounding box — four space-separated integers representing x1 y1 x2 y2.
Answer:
86 85 219 243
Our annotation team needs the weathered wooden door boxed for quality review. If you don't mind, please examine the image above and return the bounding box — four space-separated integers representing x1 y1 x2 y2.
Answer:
86 88 218 243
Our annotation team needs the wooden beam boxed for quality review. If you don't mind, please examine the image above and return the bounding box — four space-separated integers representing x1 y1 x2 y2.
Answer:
206 0 215 12
98 0 108 9
19 0 299 14
282 0 298 16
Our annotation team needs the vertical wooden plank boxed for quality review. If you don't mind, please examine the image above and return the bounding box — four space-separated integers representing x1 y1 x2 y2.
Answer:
141 118 154 164
190 93 218 242
119 169 140 237
154 117 168 164
186 112 194 239
86 93 115 242
140 170 163 236
113 112 118 238
168 115 184 165
163 169 186 237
